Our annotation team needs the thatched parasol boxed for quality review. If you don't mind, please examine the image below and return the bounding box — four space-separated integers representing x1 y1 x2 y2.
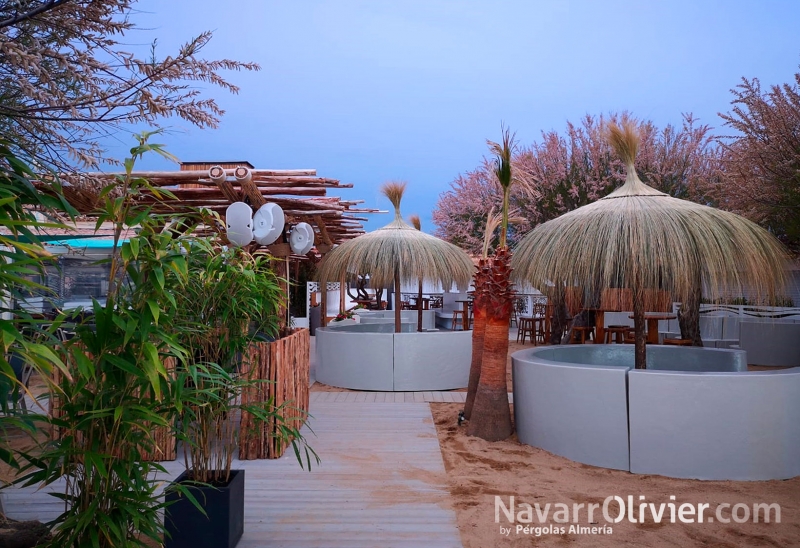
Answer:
511 121 790 369
317 181 474 332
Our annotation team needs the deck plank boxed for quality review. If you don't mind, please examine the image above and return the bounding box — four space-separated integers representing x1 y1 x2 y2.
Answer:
2 401 462 548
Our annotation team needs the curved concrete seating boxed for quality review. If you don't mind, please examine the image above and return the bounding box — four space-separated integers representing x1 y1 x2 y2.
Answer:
739 320 800 366
315 324 472 391
628 368 800 480
355 310 437 330
512 345 800 480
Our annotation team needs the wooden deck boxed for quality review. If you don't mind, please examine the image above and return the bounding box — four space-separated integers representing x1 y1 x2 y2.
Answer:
2 400 463 548
309 391 513 403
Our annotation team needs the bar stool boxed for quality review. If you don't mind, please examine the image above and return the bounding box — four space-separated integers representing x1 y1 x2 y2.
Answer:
517 317 536 344
451 310 465 330
604 325 629 344
571 326 594 344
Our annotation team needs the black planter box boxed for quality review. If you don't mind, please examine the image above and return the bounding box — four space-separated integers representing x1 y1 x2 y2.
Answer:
165 469 245 548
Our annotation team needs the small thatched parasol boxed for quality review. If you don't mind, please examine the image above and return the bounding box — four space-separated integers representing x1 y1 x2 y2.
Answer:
511 121 790 369
317 181 474 332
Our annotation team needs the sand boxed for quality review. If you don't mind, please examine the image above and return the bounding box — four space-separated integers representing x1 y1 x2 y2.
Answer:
431 341 800 547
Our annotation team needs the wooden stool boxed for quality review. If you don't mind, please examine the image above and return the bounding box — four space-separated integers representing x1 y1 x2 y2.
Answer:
663 338 693 346
623 328 636 344
516 317 536 344
451 310 465 330
571 326 594 344
604 325 629 344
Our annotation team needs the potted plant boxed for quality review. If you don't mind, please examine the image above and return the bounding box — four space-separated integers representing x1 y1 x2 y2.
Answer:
165 244 317 548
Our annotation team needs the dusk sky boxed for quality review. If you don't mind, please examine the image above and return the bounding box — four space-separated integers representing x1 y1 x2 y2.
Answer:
110 0 800 233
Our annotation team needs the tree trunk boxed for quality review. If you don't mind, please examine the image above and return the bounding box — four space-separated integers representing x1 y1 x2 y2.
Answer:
678 270 703 346
464 298 485 420
394 270 401 333
632 288 647 369
467 248 513 441
464 259 489 421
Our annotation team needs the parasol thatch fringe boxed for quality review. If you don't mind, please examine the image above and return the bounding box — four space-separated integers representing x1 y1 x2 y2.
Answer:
409 214 421 231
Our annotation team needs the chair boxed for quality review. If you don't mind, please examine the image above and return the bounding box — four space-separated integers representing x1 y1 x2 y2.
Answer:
604 325 629 344
516 317 536 344
451 310 465 330
531 302 548 344
571 326 594 344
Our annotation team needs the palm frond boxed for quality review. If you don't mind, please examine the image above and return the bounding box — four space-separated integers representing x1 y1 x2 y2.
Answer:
482 207 502 259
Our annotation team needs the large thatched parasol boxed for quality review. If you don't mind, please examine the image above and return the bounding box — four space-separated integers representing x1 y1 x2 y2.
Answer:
317 181 474 332
511 121 790 369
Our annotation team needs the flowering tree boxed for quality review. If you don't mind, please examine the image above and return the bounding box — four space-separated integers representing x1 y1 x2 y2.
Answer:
434 114 720 258
0 0 259 168
435 113 722 344
717 65 800 254
435 114 721 250
432 159 532 256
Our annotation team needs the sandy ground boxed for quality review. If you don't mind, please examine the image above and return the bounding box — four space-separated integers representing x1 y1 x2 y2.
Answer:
430 341 800 547
431 403 800 547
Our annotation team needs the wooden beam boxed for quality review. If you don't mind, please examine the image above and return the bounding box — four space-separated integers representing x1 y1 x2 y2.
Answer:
313 215 334 246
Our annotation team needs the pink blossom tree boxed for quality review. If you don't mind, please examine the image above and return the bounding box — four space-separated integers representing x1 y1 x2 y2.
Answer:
716 65 800 254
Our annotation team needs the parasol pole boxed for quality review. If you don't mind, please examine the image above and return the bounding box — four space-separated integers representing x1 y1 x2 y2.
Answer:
394 268 402 333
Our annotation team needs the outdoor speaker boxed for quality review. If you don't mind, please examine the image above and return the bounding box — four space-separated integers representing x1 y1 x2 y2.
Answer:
253 203 285 245
289 222 314 255
225 201 253 247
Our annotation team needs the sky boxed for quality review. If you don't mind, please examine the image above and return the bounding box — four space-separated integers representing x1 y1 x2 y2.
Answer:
106 0 800 233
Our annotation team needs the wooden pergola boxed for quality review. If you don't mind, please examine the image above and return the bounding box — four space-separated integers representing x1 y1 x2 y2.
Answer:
51 162 381 258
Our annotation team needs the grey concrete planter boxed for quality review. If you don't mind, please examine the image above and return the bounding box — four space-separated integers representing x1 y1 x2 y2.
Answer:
512 345 800 481
315 324 471 391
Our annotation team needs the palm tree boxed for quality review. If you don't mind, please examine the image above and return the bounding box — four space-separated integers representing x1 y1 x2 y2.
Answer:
512 120 790 369
317 182 473 333
465 127 515 441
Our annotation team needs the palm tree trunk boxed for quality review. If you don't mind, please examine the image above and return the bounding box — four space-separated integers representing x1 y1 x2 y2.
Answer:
632 288 647 369
464 258 489 420
394 270 401 333
463 300 485 420
466 247 513 441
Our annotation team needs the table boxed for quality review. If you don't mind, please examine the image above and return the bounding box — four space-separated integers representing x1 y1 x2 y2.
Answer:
455 299 472 330
629 313 677 344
